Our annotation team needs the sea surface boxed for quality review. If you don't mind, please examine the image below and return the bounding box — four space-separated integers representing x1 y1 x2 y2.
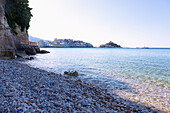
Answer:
24 48 170 111
26 48 170 86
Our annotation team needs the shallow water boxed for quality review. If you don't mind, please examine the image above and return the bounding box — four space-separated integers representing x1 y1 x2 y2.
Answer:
26 48 170 85
25 48 170 111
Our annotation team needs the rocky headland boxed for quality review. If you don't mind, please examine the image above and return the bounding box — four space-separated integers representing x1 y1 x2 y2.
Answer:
0 0 16 59
100 41 122 48
0 0 49 59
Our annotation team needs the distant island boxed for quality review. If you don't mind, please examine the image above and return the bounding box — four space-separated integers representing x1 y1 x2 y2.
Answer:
29 36 123 48
29 36 93 48
99 41 122 48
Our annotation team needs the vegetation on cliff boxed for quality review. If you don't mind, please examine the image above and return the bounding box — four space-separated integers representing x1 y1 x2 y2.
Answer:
5 0 32 32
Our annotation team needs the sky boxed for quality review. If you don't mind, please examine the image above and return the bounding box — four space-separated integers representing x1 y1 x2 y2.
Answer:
28 0 170 47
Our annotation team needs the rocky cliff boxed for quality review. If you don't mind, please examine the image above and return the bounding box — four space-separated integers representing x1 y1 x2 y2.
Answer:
0 0 16 59
0 0 30 59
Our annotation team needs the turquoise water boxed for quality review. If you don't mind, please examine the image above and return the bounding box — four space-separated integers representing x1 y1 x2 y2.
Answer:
26 48 170 87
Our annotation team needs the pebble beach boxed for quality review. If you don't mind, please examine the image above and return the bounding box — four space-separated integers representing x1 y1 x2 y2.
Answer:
0 59 165 112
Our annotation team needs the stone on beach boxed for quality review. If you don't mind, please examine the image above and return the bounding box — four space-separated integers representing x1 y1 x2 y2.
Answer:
38 50 50 54
64 71 79 76
0 60 164 112
25 48 37 55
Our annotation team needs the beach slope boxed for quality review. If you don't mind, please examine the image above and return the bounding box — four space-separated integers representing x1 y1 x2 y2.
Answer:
0 60 160 112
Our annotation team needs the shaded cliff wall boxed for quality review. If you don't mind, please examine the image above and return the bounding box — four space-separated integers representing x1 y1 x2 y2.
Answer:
0 0 30 59
0 0 16 59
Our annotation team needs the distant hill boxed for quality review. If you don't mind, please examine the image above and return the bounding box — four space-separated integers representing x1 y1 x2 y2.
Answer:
100 41 121 48
29 35 49 42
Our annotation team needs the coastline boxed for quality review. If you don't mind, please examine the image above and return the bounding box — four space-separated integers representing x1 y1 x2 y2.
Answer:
0 59 161 112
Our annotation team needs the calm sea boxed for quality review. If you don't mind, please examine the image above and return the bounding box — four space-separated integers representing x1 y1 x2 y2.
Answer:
25 48 170 88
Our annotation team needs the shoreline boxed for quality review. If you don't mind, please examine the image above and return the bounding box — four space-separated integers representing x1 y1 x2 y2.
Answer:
0 59 163 112
77 71 170 112
40 47 170 49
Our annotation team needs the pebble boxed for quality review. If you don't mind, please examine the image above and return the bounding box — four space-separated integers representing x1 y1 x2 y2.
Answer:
0 60 164 112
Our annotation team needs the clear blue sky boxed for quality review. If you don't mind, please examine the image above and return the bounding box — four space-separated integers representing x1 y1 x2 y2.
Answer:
28 0 170 47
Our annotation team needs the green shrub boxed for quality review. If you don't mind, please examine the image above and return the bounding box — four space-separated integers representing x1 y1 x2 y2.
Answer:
5 0 32 33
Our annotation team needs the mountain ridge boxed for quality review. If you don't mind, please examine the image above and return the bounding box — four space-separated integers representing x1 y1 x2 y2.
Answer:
29 35 49 42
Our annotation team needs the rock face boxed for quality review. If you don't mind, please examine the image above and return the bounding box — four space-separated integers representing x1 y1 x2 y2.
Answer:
0 0 49 59
0 0 32 59
0 0 16 59
15 26 29 45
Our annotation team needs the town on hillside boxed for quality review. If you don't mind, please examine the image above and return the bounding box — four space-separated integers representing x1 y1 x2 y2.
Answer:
29 38 94 48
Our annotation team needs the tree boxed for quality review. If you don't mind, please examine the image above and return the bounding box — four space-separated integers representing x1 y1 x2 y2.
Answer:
5 0 32 33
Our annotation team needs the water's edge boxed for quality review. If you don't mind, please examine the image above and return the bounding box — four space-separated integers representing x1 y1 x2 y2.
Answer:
23 48 170 112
